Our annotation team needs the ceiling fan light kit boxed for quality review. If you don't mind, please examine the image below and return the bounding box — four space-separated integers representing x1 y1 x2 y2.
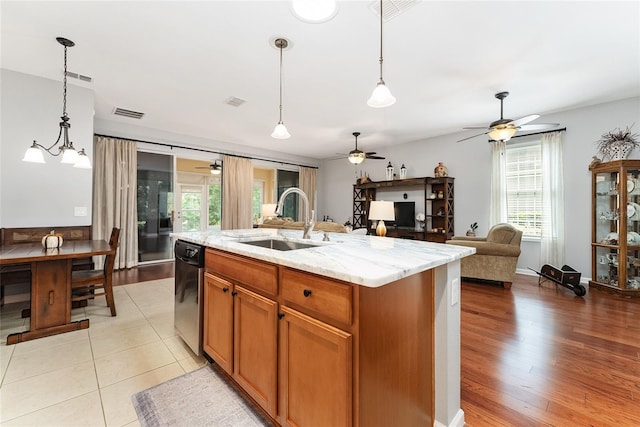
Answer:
271 38 291 139
368 0 395 108
348 132 366 164
23 37 91 168
458 91 559 143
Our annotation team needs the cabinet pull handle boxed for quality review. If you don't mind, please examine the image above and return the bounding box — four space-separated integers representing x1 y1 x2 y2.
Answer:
278 313 285 319
222 287 229 293
49 291 55 305
303 289 312 297
231 291 238 296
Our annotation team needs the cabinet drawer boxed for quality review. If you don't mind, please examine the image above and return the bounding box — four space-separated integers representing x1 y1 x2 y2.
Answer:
281 268 352 325
206 249 278 296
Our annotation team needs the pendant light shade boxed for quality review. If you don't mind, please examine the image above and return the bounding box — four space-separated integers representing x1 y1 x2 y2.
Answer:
368 0 395 108
272 38 291 139
23 37 91 168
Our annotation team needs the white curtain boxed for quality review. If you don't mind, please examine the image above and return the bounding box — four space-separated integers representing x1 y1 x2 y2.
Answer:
540 131 565 266
299 167 317 219
490 139 507 225
221 155 254 230
92 136 138 270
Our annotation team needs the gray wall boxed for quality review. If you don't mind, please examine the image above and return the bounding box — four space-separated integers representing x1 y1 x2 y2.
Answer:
318 96 640 280
1 69 94 227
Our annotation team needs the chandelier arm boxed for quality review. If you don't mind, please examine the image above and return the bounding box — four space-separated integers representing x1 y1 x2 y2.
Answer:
33 126 65 155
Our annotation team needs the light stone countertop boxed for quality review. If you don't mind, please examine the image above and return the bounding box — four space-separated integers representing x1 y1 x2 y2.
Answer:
172 228 475 288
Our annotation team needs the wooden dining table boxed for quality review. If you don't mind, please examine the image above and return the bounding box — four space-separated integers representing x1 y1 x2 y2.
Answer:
0 240 113 345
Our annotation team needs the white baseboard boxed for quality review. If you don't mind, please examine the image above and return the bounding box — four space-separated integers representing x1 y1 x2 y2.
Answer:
434 409 465 427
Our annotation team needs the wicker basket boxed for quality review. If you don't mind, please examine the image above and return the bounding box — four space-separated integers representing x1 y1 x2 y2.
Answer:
606 141 634 160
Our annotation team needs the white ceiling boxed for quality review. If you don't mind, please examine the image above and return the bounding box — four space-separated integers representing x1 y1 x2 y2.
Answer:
2 1 639 160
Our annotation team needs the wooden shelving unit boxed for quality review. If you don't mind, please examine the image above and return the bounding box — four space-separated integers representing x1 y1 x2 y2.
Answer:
353 177 455 242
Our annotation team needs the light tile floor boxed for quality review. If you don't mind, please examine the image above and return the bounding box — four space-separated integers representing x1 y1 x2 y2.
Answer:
0 278 207 426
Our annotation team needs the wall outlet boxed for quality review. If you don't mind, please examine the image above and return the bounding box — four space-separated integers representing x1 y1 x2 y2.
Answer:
74 206 88 217
451 278 460 306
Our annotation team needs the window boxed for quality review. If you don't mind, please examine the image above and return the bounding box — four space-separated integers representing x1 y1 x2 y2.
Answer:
505 140 542 237
252 180 265 222
208 182 221 229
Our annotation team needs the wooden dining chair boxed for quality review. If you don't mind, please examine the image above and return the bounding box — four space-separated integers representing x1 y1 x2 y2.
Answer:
71 227 120 316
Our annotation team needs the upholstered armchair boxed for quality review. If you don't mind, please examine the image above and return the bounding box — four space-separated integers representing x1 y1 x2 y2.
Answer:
446 223 523 289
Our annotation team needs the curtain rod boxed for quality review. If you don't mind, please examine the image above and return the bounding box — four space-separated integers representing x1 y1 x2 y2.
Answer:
511 127 567 139
93 133 319 170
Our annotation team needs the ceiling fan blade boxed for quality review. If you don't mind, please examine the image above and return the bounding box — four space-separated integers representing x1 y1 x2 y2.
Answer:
510 114 540 127
463 126 489 130
457 131 489 143
366 155 385 160
194 166 211 169
518 123 560 131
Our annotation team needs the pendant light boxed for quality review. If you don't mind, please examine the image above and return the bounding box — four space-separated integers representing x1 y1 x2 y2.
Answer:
23 37 91 168
367 0 396 108
271 38 291 139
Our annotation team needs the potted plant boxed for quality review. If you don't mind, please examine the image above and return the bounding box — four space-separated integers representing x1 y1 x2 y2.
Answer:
596 124 640 161
466 222 478 237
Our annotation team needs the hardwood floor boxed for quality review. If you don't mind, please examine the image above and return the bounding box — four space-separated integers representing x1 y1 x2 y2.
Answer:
112 264 640 426
461 274 640 427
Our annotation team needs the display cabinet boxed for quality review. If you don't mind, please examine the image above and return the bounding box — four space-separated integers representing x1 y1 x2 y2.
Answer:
590 160 640 297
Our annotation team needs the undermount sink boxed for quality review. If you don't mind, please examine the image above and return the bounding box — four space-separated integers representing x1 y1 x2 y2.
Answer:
238 238 320 251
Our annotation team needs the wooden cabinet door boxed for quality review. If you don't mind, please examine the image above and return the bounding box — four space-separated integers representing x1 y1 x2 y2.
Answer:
233 286 278 417
279 306 353 427
202 273 234 374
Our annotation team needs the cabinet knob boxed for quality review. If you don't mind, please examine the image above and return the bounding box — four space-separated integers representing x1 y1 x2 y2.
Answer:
222 287 229 293
231 291 238 296
303 289 312 297
278 313 285 320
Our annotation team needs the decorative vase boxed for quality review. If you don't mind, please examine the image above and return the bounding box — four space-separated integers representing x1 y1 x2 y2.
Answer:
608 142 634 160
42 230 64 249
466 230 476 237
434 162 448 177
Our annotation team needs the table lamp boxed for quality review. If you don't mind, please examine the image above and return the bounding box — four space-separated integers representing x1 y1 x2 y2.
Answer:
261 203 277 221
368 200 395 237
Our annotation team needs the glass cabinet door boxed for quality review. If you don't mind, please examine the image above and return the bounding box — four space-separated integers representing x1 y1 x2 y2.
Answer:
625 168 640 290
594 171 620 286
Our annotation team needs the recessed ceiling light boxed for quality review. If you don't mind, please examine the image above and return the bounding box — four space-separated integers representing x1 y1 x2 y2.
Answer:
290 0 338 24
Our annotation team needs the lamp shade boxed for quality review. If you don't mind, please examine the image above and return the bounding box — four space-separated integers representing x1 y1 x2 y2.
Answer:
488 126 517 142
367 82 396 108
60 146 79 164
261 203 277 218
23 144 45 163
73 149 92 169
368 201 395 221
271 122 291 139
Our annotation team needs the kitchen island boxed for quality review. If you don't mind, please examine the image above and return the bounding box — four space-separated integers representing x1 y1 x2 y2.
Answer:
173 228 474 427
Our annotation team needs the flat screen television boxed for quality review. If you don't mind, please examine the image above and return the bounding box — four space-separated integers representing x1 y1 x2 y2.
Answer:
391 201 415 228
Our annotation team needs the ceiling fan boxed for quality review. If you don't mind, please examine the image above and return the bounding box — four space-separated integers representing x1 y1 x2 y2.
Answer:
457 92 559 143
346 132 385 164
195 160 222 175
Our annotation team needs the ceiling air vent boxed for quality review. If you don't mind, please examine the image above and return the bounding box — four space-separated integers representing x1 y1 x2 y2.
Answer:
65 70 93 83
113 107 145 119
370 0 419 21
224 96 246 107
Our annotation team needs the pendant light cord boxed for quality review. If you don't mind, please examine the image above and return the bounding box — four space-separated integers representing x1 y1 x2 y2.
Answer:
378 0 384 81
278 43 284 123
63 44 68 117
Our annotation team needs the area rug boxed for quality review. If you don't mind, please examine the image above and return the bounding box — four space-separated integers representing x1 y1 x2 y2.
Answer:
132 363 273 426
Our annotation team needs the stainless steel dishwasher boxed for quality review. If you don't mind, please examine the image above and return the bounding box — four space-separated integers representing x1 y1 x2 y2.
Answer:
174 240 205 355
